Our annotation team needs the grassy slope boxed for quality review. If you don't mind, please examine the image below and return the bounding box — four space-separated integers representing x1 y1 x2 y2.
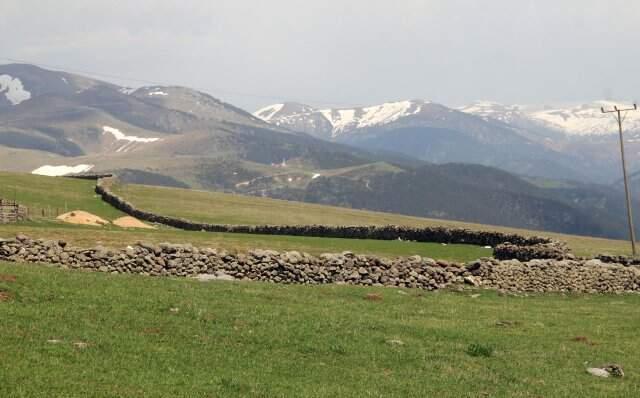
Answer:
111 183 632 257
0 171 632 257
0 172 487 261
0 171 123 220
1 261 639 397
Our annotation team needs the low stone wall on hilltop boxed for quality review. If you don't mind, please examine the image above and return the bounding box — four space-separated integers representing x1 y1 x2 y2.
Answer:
95 178 570 260
1 235 639 293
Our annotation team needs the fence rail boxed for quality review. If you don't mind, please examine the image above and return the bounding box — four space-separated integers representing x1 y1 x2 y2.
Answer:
0 199 27 224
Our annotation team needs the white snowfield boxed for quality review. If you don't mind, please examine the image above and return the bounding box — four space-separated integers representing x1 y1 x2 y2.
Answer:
255 103 285 121
118 87 137 95
460 100 640 136
254 100 427 137
529 101 640 135
32 164 94 177
102 126 161 153
0 74 32 105
148 91 169 96
458 101 523 124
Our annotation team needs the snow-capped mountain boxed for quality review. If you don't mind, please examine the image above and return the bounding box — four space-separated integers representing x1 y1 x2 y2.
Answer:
460 100 640 136
255 99 606 182
458 101 525 125
255 100 431 139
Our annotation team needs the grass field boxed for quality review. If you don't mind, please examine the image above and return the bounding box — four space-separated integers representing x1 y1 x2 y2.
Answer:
1 261 639 397
0 171 123 220
111 182 633 257
0 171 633 257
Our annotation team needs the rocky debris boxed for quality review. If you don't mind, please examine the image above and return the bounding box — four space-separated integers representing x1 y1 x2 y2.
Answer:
1 236 639 293
72 341 89 349
386 339 405 346
587 364 624 378
494 241 572 261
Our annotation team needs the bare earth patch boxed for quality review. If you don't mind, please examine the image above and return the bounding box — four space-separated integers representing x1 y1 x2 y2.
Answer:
0 274 17 282
113 216 155 229
0 291 12 302
56 210 109 227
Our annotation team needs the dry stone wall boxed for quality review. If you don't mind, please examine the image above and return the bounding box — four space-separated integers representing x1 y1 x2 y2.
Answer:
1 235 639 294
95 178 570 260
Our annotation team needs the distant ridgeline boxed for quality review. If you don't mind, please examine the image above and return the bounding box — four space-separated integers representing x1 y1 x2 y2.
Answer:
0 199 27 224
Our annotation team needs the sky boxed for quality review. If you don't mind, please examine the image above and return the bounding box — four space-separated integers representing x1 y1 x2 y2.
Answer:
2 0 639 112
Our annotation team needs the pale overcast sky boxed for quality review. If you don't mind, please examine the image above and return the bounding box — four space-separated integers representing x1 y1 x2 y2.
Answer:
2 0 639 111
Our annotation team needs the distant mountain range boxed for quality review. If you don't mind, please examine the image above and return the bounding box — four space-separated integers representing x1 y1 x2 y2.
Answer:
255 99 640 184
1 63 639 239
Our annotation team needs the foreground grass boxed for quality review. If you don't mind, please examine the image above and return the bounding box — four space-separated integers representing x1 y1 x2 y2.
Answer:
1 261 639 397
112 183 633 257
0 222 490 262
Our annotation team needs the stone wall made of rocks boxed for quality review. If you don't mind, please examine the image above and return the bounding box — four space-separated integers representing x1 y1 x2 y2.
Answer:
1 236 639 294
493 242 573 261
95 178 566 260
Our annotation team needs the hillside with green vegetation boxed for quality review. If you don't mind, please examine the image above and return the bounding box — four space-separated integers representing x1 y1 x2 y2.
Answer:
0 171 634 257
0 171 123 220
110 180 633 257
0 172 488 261
1 261 638 397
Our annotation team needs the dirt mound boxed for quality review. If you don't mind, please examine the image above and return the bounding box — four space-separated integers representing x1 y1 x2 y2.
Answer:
113 216 155 229
56 211 109 227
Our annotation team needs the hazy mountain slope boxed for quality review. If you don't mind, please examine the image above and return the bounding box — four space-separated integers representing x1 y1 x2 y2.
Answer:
255 100 595 181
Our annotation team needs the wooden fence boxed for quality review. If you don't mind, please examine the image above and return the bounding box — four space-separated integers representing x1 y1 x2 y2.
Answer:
0 199 27 224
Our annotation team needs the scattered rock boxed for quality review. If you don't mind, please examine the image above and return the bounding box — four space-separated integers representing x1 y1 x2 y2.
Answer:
47 339 62 344
386 339 405 346
72 341 89 349
603 364 625 378
586 364 624 378
169 307 180 313
587 367 610 378
464 276 480 287
495 320 520 328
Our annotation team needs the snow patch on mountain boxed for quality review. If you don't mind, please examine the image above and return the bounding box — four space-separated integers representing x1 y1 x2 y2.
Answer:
347 100 423 132
0 75 32 105
102 126 161 153
32 164 94 176
529 101 640 136
255 104 285 121
148 91 168 96
459 101 523 124
119 87 137 95
461 100 640 136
